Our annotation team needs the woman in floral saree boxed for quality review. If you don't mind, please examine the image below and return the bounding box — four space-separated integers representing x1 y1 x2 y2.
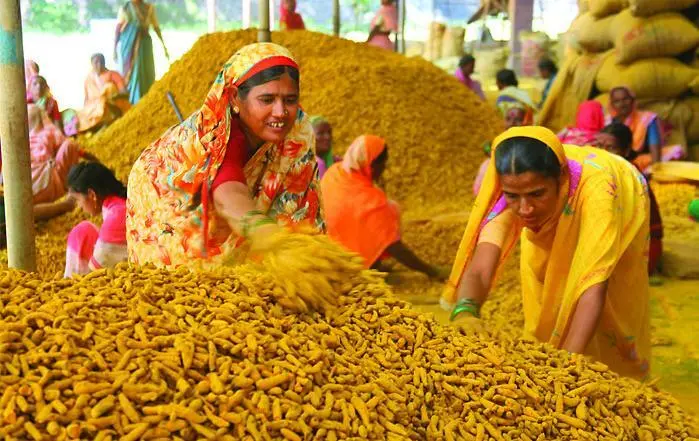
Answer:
443 126 651 379
114 0 169 104
127 43 323 268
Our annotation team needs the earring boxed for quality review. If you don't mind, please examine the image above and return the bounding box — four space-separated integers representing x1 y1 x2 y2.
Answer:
233 106 240 114
283 109 289 116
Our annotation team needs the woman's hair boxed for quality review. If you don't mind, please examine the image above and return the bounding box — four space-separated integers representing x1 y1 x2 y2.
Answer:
496 69 518 87
237 65 300 100
373 147 388 165
91 53 105 65
459 54 475 68
538 57 558 74
494 136 561 179
600 122 633 152
67 162 127 199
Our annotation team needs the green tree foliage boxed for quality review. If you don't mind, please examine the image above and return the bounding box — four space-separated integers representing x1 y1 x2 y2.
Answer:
26 0 82 32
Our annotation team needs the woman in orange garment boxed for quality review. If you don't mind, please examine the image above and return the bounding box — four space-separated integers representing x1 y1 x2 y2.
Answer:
78 53 131 133
321 135 446 279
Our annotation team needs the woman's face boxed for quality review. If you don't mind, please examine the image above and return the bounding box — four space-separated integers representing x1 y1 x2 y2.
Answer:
284 0 297 11
596 133 627 158
30 76 45 99
92 56 106 73
313 122 332 156
234 73 299 146
69 189 101 216
500 171 559 230
611 89 633 119
460 61 475 76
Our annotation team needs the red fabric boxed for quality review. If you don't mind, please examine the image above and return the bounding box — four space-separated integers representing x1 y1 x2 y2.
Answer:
648 238 662 274
576 100 605 132
211 119 249 192
280 4 305 30
234 56 298 87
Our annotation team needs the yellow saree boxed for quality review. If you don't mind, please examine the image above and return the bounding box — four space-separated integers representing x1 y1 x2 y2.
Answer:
444 126 651 378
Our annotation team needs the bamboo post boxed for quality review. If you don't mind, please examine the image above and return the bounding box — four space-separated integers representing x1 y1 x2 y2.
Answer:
243 0 251 29
0 0 37 271
400 0 406 54
333 0 340 36
207 0 216 32
258 0 271 42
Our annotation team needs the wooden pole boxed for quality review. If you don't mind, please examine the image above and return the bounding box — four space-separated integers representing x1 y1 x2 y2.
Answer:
0 0 37 271
400 0 406 54
258 0 271 42
207 0 216 32
243 0 251 29
333 0 341 36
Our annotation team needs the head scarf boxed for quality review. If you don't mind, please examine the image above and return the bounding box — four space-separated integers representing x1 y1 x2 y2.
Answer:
575 100 605 132
310 115 335 169
443 126 651 378
341 135 386 178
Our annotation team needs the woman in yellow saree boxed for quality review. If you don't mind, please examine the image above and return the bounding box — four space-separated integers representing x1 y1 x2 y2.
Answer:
127 43 323 267
443 126 651 379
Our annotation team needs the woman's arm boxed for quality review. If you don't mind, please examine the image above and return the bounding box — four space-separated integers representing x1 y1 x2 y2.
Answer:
385 240 445 280
455 242 501 306
561 281 608 353
213 181 266 235
114 25 122 63
150 7 169 60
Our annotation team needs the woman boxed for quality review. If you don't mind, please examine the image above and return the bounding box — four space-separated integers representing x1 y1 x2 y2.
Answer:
24 59 39 101
557 100 605 146
78 53 131 133
321 135 446 279
12 105 88 205
64 162 128 277
114 0 169 104
310 115 340 179
606 86 684 172
367 0 398 51
27 75 63 133
127 43 323 267
537 58 558 108
455 54 485 101
444 126 651 378
279 0 305 30
495 69 536 122
596 122 662 276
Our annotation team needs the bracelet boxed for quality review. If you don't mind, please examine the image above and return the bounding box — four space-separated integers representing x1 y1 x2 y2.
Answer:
450 298 481 321
240 210 265 238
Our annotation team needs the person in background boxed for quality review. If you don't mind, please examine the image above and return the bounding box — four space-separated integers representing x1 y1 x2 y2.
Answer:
24 59 39 101
310 116 340 179
606 86 684 173
367 0 398 51
454 54 485 101
279 0 305 30
64 162 128 277
495 69 536 122
557 100 605 146
114 0 169 104
445 126 651 379
321 135 447 280
538 57 558 108
11 105 94 205
78 53 131 133
27 75 63 133
474 105 530 195
596 122 663 276
127 43 324 267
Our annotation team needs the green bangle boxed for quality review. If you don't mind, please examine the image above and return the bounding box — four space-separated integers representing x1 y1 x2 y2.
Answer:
240 210 264 238
450 298 481 321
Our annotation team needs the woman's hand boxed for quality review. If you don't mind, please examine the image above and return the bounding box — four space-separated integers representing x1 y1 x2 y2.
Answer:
451 314 487 335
